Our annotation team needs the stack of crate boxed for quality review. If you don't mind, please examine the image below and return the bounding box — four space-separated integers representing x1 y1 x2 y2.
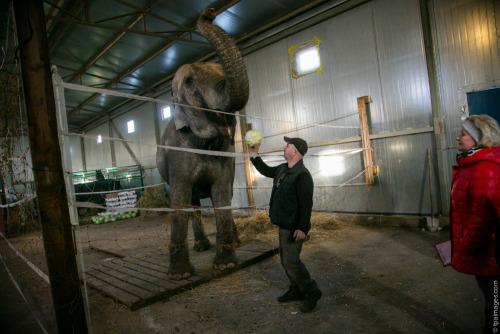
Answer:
101 191 137 218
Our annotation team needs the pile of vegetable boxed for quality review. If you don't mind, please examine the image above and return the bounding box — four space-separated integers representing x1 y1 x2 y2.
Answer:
92 210 139 224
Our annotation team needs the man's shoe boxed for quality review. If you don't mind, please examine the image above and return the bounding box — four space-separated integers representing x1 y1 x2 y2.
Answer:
277 289 305 303
300 291 322 313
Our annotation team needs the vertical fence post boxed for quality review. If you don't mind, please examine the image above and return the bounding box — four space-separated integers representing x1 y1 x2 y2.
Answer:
13 0 89 332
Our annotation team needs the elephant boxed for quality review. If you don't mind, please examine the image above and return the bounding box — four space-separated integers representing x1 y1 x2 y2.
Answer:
156 8 249 280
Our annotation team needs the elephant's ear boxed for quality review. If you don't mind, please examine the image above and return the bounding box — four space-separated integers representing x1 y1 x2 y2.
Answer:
173 105 188 130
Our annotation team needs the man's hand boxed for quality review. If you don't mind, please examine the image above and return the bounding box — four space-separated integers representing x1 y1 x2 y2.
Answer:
249 143 260 155
293 229 307 242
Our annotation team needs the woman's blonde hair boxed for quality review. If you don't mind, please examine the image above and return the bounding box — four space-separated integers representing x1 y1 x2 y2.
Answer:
467 115 500 147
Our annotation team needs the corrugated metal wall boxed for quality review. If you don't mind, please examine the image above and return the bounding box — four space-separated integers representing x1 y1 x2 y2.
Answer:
84 123 113 172
71 0 500 216
81 101 163 185
240 0 436 214
429 0 500 212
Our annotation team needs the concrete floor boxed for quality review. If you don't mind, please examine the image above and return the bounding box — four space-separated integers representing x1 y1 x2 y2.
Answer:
0 217 483 333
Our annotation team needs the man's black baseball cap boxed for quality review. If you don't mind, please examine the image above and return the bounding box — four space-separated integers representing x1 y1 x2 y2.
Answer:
284 136 308 156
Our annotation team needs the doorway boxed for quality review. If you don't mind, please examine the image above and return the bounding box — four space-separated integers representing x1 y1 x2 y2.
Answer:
467 86 500 124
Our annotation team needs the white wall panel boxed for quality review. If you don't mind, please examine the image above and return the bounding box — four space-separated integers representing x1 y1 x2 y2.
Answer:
244 42 296 150
244 0 436 215
373 0 433 131
69 135 83 172
322 5 381 139
429 0 500 211
85 123 112 171
112 102 157 168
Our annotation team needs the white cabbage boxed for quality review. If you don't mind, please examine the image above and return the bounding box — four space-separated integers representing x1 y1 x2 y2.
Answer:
245 129 263 146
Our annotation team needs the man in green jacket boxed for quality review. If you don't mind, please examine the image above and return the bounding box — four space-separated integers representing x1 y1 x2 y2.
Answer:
249 136 322 313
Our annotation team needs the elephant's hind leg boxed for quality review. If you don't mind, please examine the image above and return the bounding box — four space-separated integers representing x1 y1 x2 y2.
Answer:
190 199 211 252
232 217 241 247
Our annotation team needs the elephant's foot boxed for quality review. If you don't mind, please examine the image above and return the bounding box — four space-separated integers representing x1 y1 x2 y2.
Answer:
193 238 211 252
168 271 192 280
168 244 194 280
213 246 238 271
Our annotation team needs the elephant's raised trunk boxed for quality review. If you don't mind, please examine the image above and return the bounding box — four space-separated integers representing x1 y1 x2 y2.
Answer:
197 8 249 112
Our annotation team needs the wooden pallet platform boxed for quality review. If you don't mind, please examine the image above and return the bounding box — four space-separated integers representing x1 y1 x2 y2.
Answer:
85 242 278 310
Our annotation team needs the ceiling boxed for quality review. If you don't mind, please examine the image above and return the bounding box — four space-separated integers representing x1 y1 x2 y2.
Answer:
2 0 367 132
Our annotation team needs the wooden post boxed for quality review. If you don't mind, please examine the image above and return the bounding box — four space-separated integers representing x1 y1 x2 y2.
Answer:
13 1 88 333
357 96 377 185
240 123 255 208
0 183 4 236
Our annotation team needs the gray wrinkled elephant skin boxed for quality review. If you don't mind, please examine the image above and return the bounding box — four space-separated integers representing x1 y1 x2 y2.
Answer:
156 8 249 280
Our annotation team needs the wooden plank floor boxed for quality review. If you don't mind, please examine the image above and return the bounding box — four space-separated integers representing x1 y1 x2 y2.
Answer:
85 242 278 310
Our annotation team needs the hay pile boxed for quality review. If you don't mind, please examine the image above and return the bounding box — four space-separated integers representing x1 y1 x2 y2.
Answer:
136 185 170 218
234 210 347 245
234 210 277 244
308 212 347 239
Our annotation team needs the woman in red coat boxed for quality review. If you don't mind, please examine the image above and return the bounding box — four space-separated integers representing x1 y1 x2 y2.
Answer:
450 114 500 333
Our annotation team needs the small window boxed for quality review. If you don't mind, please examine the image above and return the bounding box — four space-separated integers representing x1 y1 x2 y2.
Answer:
289 37 323 78
97 134 102 144
162 105 171 120
127 120 135 133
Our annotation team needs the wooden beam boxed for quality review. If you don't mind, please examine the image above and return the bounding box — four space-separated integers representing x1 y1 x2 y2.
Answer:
13 1 88 332
240 123 254 208
357 96 376 185
259 126 434 155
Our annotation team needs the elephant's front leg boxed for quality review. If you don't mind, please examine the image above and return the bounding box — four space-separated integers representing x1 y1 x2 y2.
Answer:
168 191 194 280
211 186 238 271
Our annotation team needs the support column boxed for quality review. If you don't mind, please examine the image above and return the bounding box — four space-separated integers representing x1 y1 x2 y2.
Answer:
13 1 88 332
80 136 87 171
240 123 255 208
153 100 161 145
108 118 117 167
420 0 445 215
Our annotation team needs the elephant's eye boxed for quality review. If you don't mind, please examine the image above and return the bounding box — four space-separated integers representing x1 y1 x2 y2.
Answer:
214 80 226 93
185 77 194 87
